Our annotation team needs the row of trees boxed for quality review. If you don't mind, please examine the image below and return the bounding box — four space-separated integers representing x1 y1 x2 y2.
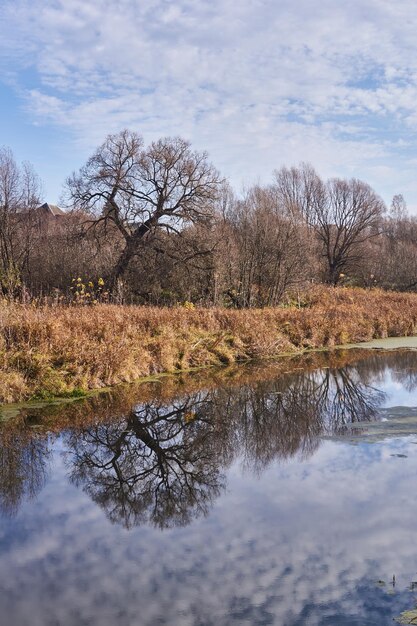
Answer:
0 130 416 304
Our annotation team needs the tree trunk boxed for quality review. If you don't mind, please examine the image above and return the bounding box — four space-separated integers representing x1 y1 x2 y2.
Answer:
108 238 137 295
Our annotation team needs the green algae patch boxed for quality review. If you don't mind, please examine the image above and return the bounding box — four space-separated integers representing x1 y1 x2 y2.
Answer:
395 609 417 624
345 337 417 350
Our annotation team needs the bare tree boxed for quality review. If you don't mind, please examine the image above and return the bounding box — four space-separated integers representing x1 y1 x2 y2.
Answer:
274 162 322 223
275 164 385 285
316 178 385 284
0 148 42 296
390 193 407 221
377 195 417 291
67 130 222 293
218 184 311 306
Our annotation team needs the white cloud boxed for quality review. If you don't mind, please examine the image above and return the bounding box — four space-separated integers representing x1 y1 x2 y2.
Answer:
2 0 417 205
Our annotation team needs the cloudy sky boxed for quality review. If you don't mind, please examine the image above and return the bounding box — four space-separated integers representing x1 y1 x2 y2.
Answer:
1 0 417 208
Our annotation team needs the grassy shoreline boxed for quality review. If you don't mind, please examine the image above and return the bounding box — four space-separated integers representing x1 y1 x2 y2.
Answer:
1 286 417 405
0 348 387 424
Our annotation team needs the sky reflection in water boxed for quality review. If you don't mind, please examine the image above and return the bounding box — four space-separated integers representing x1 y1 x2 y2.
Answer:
0 350 417 625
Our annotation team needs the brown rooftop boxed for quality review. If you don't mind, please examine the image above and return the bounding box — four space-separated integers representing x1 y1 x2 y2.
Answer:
37 203 66 216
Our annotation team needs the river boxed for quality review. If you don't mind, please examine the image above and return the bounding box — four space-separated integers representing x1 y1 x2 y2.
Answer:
1 348 417 625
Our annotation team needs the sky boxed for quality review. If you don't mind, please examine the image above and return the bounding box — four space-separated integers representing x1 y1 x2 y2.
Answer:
1 0 417 209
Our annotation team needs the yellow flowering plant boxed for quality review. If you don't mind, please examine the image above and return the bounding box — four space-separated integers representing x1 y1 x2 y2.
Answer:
70 277 108 305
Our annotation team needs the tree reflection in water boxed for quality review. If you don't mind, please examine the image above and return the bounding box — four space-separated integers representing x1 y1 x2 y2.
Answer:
55 356 390 527
2 349 417 527
64 399 226 529
0 421 51 517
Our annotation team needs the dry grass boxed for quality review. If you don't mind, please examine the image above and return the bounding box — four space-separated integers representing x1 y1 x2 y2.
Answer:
0 348 374 432
0 285 417 404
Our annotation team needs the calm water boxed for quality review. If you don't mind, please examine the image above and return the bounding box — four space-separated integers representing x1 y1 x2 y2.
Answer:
1 350 417 625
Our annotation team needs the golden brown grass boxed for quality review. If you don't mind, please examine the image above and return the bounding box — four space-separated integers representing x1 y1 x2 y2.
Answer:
0 348 380 433
0 285 417 404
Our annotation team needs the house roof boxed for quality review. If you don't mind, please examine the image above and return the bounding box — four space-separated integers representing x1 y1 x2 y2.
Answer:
37 202 66 216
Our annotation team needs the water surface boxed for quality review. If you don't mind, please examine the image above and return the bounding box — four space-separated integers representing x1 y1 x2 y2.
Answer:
1 349 417 625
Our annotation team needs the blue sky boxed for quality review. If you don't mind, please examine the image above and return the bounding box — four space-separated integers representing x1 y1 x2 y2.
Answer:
2 0 417 209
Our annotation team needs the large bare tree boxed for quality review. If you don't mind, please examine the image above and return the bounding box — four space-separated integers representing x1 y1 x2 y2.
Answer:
275 164 385 284
67 130 221 292
316 178 385 284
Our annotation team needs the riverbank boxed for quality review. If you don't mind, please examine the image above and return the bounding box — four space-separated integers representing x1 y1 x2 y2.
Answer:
1 286 417 404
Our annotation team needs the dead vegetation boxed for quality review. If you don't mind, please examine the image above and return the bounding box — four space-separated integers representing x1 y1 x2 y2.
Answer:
0 285 417 404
